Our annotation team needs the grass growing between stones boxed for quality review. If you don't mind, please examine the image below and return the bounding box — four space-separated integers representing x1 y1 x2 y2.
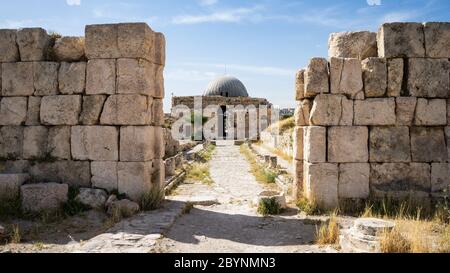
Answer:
240 144 277 184
186 163 214 185
315 212 340 246
140 187 165 211
257 198 282 216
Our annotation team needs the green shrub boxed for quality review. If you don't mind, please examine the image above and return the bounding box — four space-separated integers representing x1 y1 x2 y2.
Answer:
257 198 281 216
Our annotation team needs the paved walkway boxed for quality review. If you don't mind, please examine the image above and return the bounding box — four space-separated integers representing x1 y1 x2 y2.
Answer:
152 141 334 253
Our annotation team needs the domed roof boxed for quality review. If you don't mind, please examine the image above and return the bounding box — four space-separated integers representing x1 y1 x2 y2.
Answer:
203 76 249 97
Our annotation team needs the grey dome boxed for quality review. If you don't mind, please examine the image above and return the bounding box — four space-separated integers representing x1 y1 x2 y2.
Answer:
203 76 249 97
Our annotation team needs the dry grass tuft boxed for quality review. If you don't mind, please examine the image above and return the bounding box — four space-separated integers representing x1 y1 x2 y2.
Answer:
315 212 340 246
186 163 214 185
240 144 277 184
380 227 411 253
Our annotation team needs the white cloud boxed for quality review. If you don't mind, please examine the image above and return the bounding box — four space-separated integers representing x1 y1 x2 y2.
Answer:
66 0 81 6
178 62 295 77
367 0 381 6
198 0 218 6
380 11 419 23
172 6 263 24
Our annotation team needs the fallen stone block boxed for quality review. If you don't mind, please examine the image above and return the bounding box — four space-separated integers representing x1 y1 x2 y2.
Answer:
304 126 326 163
396 97 417 126
377 23 425 58
21 183 68 213
370 163 431 198
387 58 403 97
362 58 387 97
0 97 28 125
330 57 363 99
100 95 151 125
411 127 447 163
71 126 119 161
328 31 377 60
414 99 447 126
75 188 108 210
53 36 85 62
304 58 329 98
354 98 396 126
16 28 51 61
295 69 305 100
58 62 86 95
86 59 116 95
47 126 71 160
0 126 24 159
339 163 370 199
117 58 155 96
23 126 48 159
424 22 450 58
33 62 59 96
0 173 29 199
91 161 118 192
310 94 353 126
40 95 82 125
1 62 34 96
0 29 20 62
26 96 41 126
369 126 411 163
304 162 338 209
328 126 368 163
408 58 449 98
431 163 450 198
79 95 106 125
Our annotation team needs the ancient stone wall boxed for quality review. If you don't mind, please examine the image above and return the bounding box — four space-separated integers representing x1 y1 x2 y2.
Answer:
294 23 450 209
0 23 166 201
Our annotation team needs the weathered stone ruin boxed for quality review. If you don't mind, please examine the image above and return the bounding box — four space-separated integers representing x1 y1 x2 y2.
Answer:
294 22 450 209
0 23 166 212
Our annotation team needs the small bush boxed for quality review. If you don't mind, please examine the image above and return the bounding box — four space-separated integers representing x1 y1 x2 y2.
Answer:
257 198 281 216
140 187 165 211
297 197 323 216
315 213 340 245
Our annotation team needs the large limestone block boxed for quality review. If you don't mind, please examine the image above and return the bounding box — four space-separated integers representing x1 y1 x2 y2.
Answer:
354 99 396 126
118 162 154 201
310 94 353 126
21 183 68 213
424 22 450 58
0 29 20 62
26 96 41 125
369 126 411 163
0 160 30 174
120 126 160 161
16 28 51 61
446 127 450 162
377 23 425 58
411 127 447 163
48 126 71 160
151 99 164 126
304 163 339 209
118 23 153 61
152 159 165 188
431 163 450 197
304 126 326 163
330 57 363 99
23 126 48 159
1 62 34 96
293 126 304 161
295 69 305 101
40 95 81 125
396 97 417 126
408 58 449 98
362 58 387 97
328 31 377 60
448 100 450 125
91 161 118 192
58 62 86 95
304 58 329 98
152 32 166 66
328 126 368 163
53 37 85 62
79 95 106 125
154 64 165 99
295 99 312 126
33 62 59 96
339 163 370 199
387 58 403 97
86 59 116 95
0 97 27 125
370 163 431 198
0 174 29 199
100 95 151 125
71 126 119 161
0 126 23 159
414 99 447 126
293 160 304 200
85 24 119 59
28 161 91 187
117 58 154 96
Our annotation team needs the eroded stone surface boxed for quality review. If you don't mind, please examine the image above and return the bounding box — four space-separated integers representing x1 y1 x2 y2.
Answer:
120 126 162 162
100 95 151 125
79 95 106 125
370 126 411 163
54 37 85 62
75 188 108 210
378 23 425 58
304 126 326 163
431 163 450 197
304 162 339 209
330 57 363 99
40 95 81 125
71 126 119 161
0 97 27 125
23 126 48 159
33 62 59 96
339 163 370 199
362 58 387 97
58 62 86 95
304 58 329 98
293 126 304 161
48 126 71 160
118 162 154 201
85 24 119 59
91 161 118 192
295 99 312 126
28 161 91 187
117 58 154 96
310 94 353 126
16 28 51 61
21 183 68 212
118 23 153 61
411 127 447 163
408 58 449 98
354 99 396 126
414 99 447 126
0 126 23 159
295 69 305 100
387 58 403 97
1 62 34 96
26 96 41 125
328 31 377 60
328 126 368 163
0 29 19 62
424 22 450 58
0 173 29 199
86 59 116 95
396 97 417 126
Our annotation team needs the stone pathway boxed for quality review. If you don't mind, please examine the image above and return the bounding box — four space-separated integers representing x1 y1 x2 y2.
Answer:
152 141 336 253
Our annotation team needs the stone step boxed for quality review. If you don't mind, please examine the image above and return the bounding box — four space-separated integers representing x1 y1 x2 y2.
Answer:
354 218 396 236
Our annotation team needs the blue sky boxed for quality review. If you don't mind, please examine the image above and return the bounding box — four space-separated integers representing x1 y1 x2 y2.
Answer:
1 0 449 111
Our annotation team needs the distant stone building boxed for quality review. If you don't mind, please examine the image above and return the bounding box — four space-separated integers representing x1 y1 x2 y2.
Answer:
172 76 272 140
